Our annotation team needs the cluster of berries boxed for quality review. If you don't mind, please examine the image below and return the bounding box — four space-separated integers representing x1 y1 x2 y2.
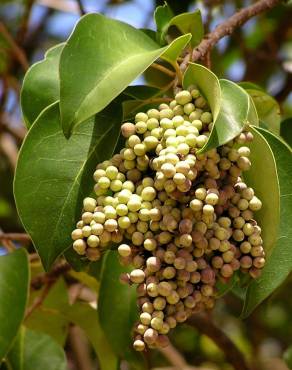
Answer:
71 88 264 351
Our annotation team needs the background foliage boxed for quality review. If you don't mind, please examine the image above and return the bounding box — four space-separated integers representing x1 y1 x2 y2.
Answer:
0 1 292 370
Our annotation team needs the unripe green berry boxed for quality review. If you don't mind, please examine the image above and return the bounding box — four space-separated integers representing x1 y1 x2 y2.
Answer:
175 90 192 105
83 197 96 212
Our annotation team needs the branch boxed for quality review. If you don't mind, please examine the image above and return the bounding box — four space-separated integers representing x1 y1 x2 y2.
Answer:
30 261 71 289
76 0 86 15
0 232 31 244
180 0 281 71
188 314 251 370
0 22 29 71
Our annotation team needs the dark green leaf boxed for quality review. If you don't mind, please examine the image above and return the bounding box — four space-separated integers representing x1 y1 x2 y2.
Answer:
5 329 24 370
21 44 64 128
66 303 118 370
280 118 292 147
154 3 174 45
243 126 280 258
59 13 189 136
241 128 292 318
22 328 66 370
0 249 29 361
99 251 145 369
14 101 122 270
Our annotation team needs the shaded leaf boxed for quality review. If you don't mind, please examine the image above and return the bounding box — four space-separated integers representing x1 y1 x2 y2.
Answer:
22 328 66 370
280 118 292 148
59 13 189 136
5 329 24 370
0 249 29 361
244 88 281 134
154 3 173 45
66 303 118 370
21 44 64 128
241 128 292 318
167 10 203 47
14 101 122 270
25 279 69 345
243 126 280 258
99 251 145 369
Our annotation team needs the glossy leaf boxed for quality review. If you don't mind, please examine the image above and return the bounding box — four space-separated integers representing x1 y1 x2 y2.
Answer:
183 64 251 153
66 303 118 370
243 126 280 258
59 13 189 136
241 128 292 318
183 63 221 119
280 118 292 147
14 101 122 270
99 251 145 369
0 249 29 361
5 328 24 370
21 43 64 128
22 328 66 370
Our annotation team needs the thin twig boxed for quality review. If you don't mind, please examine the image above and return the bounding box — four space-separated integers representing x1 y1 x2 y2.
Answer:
25 280 55 319
180 0 281 72
0 232 31 243
0 22 29 71
159 343 196 369
150 63 176 78
16 0 35 45
30 261 71 290
76 0 86 15
69 326 93 370
188 314 250 370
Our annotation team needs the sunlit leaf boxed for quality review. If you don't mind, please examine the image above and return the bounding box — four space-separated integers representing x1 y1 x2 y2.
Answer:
241 128 292 317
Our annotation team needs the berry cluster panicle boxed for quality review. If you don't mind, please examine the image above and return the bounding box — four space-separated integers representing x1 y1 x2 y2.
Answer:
71 87 265 351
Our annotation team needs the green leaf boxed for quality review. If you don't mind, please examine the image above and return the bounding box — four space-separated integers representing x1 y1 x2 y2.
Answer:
14 101 122 270
280 118 292 147
98 251 145 369
66 303 118 370
5 329 24 370
241 128 292 318
21 43 64 128
161 34 192 66
22 328 66 370
284 345 292 370
59 13 189 136
183 63 221 119
154 3 174 45
155 5 203 47
243 126 280 259
167 10 203 47
25 279 69 345
183 63 251 153
0 249 29 361
244 88 281 134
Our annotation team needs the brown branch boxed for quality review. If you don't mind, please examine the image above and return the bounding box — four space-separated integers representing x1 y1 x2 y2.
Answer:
0 232 31 244
25 279 54 319
0 22 29 71
76 0 86 15
188 314 251 370
16 0 35 45
180 0 281 72
30 261 71 290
